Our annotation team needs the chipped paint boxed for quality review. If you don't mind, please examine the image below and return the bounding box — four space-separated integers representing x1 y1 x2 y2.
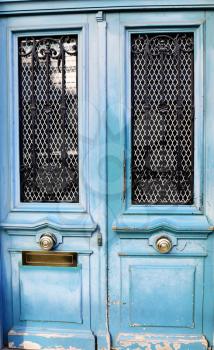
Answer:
9 330 30 336
172 343 181 350
116 333 208 349
155 343 176 350
18 345 81 350
8 341 15 348
42 347 81 350
110 300 122 305
8 330 78 339
35 334 76 339
19 341 41 349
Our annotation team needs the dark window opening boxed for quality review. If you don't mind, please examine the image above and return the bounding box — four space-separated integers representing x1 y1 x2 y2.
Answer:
19 35 79 202
131 32 194 204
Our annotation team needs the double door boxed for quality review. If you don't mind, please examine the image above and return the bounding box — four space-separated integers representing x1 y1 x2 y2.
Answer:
0 9 214 350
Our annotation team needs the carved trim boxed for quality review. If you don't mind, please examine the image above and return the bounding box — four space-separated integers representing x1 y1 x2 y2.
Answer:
1 1 214 15
112 213 212 234
96 11 105 22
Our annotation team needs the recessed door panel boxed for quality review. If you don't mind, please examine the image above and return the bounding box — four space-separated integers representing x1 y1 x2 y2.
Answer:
129 265 195 328
20 266 82 323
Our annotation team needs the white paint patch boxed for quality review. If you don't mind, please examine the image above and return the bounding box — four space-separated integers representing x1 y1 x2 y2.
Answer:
8 342 15 348
156 343 174 350
35 334 76 339
8 330 29 336
19 341 41 349
42 347 81 350
173 343 181 350
117 333 208 349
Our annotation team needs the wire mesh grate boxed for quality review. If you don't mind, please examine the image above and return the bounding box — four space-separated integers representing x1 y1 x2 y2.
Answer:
19 35 79 202
131 32 194 205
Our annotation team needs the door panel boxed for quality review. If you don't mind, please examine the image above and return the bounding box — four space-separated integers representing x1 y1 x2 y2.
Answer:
107 11 214 350
0 12 108 350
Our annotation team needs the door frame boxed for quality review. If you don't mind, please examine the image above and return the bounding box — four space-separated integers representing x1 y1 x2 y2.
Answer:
0 2 214 350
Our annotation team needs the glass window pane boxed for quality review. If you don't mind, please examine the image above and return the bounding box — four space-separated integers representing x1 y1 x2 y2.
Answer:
131 32 194 205
19 35 79 202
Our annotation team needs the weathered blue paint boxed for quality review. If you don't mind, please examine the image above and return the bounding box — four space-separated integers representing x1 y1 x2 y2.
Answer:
107 9 214 350
0 2 213 350
116 334 208 350
0 9 109 350
19 266 82 323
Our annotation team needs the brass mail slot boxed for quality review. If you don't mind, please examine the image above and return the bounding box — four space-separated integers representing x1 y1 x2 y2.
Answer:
22 251 77 267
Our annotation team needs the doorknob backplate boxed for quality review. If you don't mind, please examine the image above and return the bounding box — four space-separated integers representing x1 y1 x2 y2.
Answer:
148 233 177 254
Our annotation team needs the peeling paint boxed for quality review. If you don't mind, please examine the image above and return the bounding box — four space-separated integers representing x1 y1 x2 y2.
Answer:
42 347 81 350
116 333 208 349
18 345 81 350
110 300 122 305
8 331 78 339
35 333 76 339
172 343 181 350
8 341 15 348
156 343 175 350
19 341 41 349
9 330 30 336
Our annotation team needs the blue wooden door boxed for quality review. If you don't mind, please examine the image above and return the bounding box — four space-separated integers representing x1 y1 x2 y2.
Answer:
107 10 214 350
1 5 214 350
0 12 108 350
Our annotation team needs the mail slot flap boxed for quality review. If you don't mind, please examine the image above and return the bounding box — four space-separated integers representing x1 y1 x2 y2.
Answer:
22 251 77 267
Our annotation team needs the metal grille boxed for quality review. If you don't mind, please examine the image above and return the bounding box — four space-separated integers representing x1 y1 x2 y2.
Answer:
131 32 194 205
19 35 79 202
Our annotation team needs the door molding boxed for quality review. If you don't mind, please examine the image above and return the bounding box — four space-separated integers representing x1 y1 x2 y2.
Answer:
1 0 214 16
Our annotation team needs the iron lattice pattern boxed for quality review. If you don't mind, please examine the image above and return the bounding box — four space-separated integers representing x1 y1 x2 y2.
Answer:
131 32 194 204
19 35 79 202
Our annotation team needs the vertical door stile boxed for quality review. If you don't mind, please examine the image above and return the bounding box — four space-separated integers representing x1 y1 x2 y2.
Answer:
95 10 111 350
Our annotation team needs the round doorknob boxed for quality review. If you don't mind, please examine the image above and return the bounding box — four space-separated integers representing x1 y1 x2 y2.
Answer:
39 233 57 251
155 236 172 254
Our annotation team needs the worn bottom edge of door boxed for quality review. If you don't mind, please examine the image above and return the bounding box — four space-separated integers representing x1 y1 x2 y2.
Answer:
8 330 95 350
112 333 208 350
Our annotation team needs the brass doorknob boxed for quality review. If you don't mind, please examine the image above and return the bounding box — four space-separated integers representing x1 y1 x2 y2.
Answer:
156 236 172 254
39 233 57 251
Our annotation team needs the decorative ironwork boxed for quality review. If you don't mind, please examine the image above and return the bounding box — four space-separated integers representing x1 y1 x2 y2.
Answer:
131 32 194 204
19 35 79 202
